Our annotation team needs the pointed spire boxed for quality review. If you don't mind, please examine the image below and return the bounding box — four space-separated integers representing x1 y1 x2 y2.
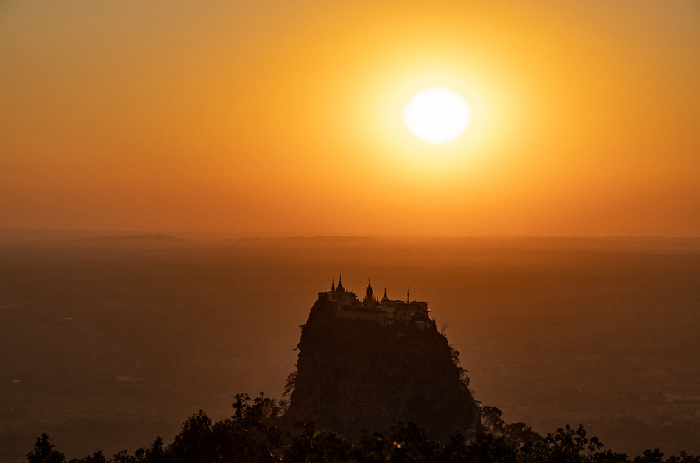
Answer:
331 278 335 291
407 287 410 303
364 276 374 303
337 272 344 292
382 286 388 301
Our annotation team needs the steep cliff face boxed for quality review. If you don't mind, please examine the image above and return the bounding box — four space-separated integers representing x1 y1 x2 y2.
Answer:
286 299 479 440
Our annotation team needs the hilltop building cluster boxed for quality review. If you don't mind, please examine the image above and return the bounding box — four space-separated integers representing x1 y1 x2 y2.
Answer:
317 275 434 329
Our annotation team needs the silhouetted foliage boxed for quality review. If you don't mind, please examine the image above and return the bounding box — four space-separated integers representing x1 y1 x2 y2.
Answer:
520 424 623 463
482 405 506 434
25 399 699 463
447 343 471 389
68 451 106 463
27 434 65 463
663 452 700 463
634 449 666 463
284 422 352 463
283 369 297 398
169 409 215 463
467 432 520 463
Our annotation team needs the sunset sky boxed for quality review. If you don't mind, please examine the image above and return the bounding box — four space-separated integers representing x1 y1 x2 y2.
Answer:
2 1 699 236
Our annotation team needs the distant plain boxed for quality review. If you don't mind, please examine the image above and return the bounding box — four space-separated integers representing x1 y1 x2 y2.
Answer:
1 234 699 461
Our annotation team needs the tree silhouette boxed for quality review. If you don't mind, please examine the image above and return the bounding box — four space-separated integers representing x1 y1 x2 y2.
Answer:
26 434 65 463
169 409 214 463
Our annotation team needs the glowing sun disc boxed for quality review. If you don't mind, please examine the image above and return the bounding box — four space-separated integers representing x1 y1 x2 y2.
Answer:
403 87 472 144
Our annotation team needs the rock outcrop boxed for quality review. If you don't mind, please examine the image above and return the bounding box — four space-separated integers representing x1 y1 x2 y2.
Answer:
285 297 479 440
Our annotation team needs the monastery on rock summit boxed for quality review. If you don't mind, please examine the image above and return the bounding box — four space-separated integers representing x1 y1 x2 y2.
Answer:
317 275 434 329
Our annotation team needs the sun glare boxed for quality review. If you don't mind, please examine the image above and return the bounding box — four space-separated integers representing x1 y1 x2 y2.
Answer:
403 87 472 144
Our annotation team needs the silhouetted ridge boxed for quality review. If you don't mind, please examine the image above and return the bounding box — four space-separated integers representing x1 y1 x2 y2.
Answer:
236 235 382 246
50 234 187 246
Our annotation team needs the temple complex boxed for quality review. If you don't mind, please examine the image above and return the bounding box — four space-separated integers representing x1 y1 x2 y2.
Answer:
317 275 434 329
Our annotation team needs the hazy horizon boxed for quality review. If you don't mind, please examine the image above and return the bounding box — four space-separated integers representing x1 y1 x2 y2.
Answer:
4 227 700 239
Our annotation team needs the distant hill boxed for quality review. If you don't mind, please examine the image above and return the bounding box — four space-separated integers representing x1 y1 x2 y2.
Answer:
413 236 700 253
0 229 183 245
234 234 700 252
236 235 383 246
49 234 188 247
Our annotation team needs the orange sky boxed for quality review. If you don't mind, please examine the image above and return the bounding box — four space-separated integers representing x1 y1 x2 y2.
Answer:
1 1 699 236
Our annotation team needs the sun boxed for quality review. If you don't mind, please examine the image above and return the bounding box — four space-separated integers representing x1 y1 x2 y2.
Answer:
403 87 472 144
